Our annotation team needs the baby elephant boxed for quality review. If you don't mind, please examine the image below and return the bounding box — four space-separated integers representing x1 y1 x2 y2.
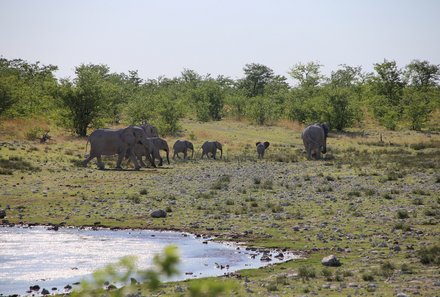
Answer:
201 141 222 159
256 141 270 159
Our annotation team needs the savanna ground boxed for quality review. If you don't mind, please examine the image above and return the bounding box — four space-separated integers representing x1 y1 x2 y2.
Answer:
1 118 440 297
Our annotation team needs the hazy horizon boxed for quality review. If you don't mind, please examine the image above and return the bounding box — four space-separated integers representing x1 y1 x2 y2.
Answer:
1 0 439 81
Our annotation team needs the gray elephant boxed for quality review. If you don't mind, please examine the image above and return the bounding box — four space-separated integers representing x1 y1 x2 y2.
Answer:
256 141 270 159
129 137 170 167
201 141 222 159
301 123 329 160
140 122 158 137
173 140 194 160
83 126 148 170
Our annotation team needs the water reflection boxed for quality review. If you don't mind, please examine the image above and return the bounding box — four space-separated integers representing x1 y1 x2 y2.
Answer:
0 226 298 295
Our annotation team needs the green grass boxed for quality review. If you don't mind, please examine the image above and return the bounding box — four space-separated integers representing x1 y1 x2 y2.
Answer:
1 119 440 296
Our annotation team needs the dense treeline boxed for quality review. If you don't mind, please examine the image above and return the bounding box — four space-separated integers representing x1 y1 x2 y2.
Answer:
1 57 439 136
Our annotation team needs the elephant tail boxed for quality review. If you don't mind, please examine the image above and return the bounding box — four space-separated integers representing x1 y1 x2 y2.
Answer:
84 138 90 157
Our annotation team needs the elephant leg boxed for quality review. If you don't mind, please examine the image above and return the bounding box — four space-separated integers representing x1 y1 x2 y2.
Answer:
183 151 187 160
158 156 163 166
83 153 96 167
146 153 156 168
139 156 147 168
306 150 311 160
127 153 141 170
96 155 105 170
316 150 321 160
173 152 176 160
116 153 124 170
212 152 216 160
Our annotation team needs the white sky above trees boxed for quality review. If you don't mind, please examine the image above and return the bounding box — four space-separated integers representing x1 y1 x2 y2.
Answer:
1 0 439 81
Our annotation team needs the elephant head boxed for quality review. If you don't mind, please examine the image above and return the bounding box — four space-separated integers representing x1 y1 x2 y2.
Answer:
215 141 223 159
256 141 270 159
319 123 329 154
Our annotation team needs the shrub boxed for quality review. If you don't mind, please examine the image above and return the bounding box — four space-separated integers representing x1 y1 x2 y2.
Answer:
25 127 45 141
321 268 333 281
362 272 375 281
139 189 148 195
380 261 395 277
298 265 316 281
396 209 409 219
419 245 440 265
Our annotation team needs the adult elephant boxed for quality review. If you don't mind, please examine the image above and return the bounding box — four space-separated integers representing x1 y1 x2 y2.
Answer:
301 123 329 160
83 126 148 170
173 140 194 160
130 137 170 167
201 141 222 159
140 122 158 137
256 141 270 159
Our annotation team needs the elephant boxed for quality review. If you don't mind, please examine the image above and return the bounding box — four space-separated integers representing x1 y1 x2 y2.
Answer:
301 123 329 160
256 141 270 159
83 126 148 170
173 140 194 160
201 141 222 159
140 122 158 137
129 137 170 167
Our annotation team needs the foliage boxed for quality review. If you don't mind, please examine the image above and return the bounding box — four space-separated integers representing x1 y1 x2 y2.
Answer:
72 245 180 296
0 58 58 117
247 95 279 125
58 64 110 136
238 63 275 97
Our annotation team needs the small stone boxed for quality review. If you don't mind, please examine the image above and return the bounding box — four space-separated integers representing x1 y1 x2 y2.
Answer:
151 210 167 218
41 288 50 295
30 285 40 291
321 255 341 267
175 286 186 293
396 293 409 297
0 209 6 219
260 254 272 261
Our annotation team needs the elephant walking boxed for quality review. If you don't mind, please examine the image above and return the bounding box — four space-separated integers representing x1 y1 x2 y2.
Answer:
201 141 222 159
83 126 148 170
256 141 270 159
129 137 170 167
301 123 329 160
173 140 194 160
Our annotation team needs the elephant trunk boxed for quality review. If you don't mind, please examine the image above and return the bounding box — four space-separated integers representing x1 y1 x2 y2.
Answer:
220 148 223 159
321 137 327 154
191 148 194 159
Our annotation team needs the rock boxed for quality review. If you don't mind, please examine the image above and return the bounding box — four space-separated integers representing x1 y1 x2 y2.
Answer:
41 288 50 295
293 226 300 231
396 293 409 297
260 254 272 261
321 255 341 267
30 285 40 291
175 286 186 293
274 252 284 259
150 210 167 218
393 245 401 252
0 209 6 219
64 285 72 291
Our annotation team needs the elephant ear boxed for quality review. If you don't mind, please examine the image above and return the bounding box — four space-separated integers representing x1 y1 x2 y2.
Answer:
256 142 261 147
264 141 270 149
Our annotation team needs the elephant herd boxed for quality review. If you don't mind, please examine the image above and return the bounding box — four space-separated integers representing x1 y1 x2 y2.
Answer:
82 123 329 170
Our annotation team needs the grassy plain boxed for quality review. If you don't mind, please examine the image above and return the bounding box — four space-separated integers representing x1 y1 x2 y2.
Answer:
1 118 439 296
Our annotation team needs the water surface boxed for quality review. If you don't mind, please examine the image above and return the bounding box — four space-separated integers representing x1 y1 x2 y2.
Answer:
0 226 298 295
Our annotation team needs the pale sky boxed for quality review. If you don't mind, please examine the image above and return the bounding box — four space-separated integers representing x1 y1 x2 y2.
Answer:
1 0 439 81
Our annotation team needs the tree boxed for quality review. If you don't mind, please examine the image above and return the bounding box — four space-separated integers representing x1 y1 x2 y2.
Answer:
370 60 405 129
0 58 58 117
238 63 274 98
59 64 109 136
289 61 324 90
323 65 363 131
404 60 440 90
247 95 278 125
0 78 14 115
402 60 439 130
